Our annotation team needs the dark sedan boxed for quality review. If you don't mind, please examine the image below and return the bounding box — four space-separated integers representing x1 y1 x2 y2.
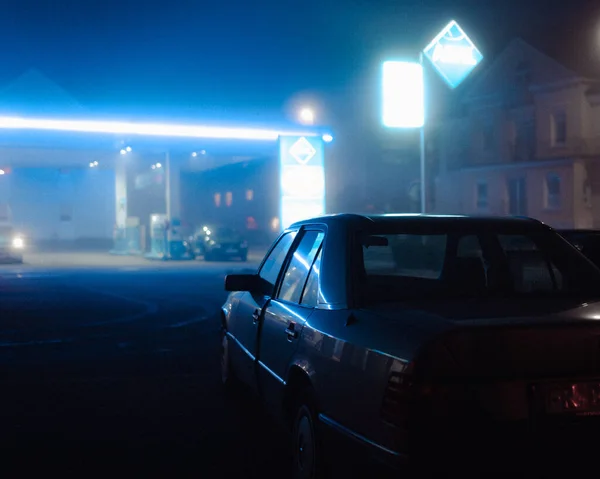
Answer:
191 225 248 261
221 214 600 477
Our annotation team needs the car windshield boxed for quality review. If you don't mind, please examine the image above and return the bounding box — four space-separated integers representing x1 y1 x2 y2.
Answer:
357 226 600 304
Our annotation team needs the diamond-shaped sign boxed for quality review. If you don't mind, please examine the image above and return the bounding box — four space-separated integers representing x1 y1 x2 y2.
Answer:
423 20 483 89
289 137 316 165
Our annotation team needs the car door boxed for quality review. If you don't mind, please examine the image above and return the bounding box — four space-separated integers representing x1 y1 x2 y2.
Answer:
228 230 297 389
257 228 325 409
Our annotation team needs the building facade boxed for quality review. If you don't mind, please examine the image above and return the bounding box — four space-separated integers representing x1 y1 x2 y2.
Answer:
433 39 600 229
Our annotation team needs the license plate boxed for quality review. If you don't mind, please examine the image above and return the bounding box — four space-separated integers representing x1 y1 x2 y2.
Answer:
226 248 238 254
545 381 600 415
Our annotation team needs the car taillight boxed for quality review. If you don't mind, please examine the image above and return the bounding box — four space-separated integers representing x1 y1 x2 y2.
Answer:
381 364 434 427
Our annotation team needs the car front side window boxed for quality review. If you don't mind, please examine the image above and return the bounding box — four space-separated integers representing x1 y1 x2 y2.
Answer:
278 231 325 304
259 232 297 294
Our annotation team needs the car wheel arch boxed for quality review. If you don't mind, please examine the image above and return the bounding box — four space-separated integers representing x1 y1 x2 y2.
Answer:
283 365 317 427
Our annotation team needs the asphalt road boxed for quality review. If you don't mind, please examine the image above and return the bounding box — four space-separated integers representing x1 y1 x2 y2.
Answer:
0 252 293 478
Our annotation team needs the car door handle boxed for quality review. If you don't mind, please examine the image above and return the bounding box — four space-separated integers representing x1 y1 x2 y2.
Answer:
285 323 299 341
252 309 261 324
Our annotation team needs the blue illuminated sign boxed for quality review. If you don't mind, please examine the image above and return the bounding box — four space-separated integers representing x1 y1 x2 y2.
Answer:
423 20 483 89
279 136 325 230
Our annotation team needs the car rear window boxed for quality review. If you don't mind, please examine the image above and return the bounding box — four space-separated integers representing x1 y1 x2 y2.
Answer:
363 234 446 279
358 228 600 304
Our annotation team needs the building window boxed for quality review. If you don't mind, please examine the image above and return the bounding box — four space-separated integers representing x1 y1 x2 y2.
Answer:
482 121 494 152
225 191 233 207
214 193 221 207
246 189 254 201
246 216 258 230
476 181 488 209
545 173 561 209
551 110 567 146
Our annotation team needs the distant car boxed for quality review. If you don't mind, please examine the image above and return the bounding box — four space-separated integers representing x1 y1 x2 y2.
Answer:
192 225 248 261
0 224 25 263
221 214 600 476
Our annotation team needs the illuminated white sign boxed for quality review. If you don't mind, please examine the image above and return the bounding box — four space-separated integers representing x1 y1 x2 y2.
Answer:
382 61 424 128
289 137 317 164
431 44 477 65
281 165 325 198
279 136 325 230
423 20 483 89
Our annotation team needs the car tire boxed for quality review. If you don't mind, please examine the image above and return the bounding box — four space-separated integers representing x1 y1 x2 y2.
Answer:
220 330 237 391
292 395 327 479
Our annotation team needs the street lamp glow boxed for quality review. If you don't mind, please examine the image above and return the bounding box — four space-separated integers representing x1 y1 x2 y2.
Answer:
0 170 5 175
191 151 197 157
299 108 315 125
155 162 162 168
119 149 127 155
322 134 333 143
126 146 132 152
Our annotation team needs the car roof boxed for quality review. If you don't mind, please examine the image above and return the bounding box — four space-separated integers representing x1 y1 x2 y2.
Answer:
558 229 600 234
289 213 547 231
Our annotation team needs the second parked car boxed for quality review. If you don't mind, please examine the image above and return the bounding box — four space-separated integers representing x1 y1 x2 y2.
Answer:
192 225 248 261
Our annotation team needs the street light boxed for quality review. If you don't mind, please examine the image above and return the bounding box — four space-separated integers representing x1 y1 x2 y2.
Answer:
299 107 315 125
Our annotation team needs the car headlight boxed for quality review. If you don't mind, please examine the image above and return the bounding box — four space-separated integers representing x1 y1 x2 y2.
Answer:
12 237 24 249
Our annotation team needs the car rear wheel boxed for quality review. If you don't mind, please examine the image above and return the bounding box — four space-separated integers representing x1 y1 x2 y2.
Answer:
292 399 327 479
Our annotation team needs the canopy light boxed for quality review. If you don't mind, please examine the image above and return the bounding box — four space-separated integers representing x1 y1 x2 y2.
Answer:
0 115 323 141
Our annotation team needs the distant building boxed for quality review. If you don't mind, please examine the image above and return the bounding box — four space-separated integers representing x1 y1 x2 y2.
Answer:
433 38 600 229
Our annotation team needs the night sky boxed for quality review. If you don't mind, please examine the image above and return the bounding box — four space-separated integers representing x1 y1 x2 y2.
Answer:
0 0 599 119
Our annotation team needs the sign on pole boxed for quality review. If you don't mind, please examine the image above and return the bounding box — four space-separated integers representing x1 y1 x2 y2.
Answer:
382 61 424 128
423 20 483 89
279 136 325 230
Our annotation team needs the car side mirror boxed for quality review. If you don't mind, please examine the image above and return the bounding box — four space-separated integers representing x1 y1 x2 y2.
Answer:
225 273 260 292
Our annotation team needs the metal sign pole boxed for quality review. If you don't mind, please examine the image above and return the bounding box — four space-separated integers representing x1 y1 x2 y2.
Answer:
165 150 171 220
419 52 426 214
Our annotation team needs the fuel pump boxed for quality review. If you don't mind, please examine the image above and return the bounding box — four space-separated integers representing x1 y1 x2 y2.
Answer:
147 214 168 259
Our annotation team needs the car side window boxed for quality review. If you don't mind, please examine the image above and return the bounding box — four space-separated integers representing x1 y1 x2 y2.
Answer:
278 231 325 304
259 232 297 293
300 248 322 307
498 234 563 291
